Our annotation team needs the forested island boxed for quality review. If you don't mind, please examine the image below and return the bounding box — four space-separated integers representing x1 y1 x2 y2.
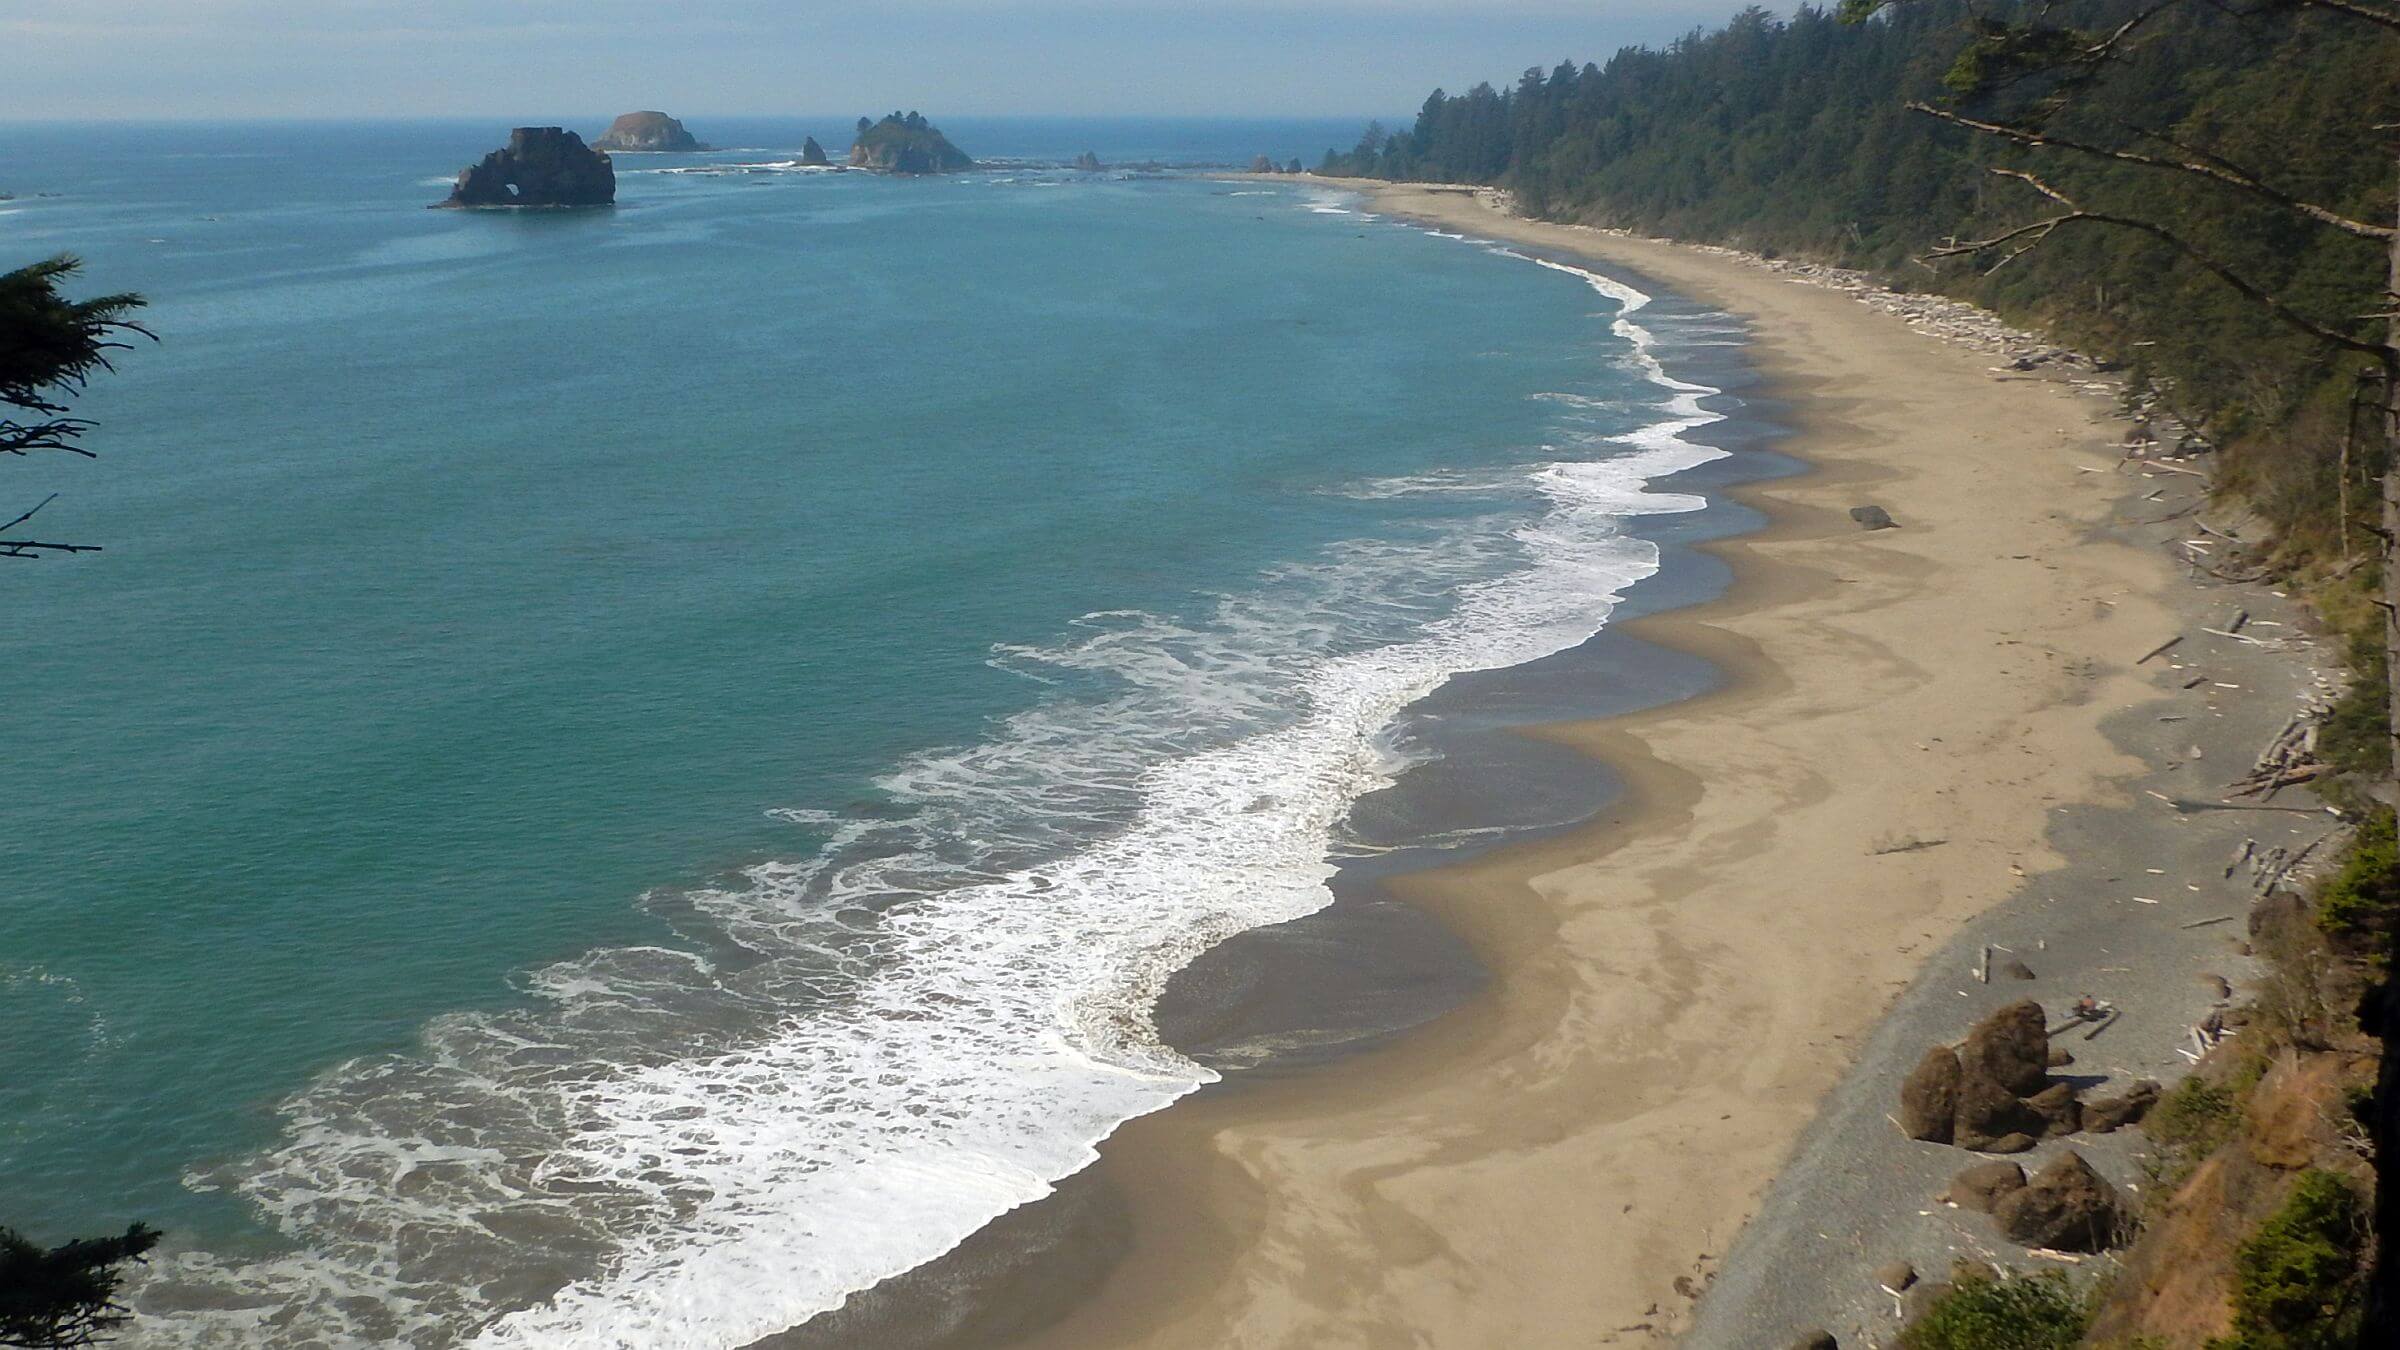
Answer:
847 112 973 174
593 111 708 153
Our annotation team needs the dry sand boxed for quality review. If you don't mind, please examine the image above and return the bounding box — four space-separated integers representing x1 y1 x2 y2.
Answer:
1002 182 2198 1348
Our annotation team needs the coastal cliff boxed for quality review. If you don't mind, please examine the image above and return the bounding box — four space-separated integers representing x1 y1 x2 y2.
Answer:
847 113 972 174
592 111 707 153
438 128 614 208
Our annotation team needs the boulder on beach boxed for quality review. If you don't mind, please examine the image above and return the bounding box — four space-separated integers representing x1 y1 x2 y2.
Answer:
2083 1080 2163 1134
1992 1150 2123 1251
1849 504 1898 530
439 128 615 208
1955 1072 2044 1152
1948 1160 2028 1212
1898 1045 1962 1143
2023 1081 2085 1139
1873 1260 1917 1292
1899 1000 2095 1151
593 110 707 152
1788 1332 1838 1350
1962 1000 2051 1096
2001 958 2037 980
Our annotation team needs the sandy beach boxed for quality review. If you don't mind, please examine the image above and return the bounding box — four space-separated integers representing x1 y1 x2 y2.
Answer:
982 182 2215 1347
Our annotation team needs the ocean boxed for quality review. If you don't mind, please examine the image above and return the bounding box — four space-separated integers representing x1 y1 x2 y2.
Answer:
0 118 1751 1345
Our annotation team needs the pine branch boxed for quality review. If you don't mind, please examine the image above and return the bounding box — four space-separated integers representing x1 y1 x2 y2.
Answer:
1930 169 2390 359
0 419 102 458
2303 0 2400 35
1907 102 2396 242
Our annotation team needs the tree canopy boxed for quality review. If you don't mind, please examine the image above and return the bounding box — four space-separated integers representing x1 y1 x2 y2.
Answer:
0 254 150 558
0 1224 160 1349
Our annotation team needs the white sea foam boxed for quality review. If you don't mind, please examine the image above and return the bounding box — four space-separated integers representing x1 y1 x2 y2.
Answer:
128 204 1731 1350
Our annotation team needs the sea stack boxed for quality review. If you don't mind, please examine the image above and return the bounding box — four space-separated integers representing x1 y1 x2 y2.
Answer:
438 128 615 208
1072 151 1104 171
800 136 830 167
848 112 974 174
592 111 707 153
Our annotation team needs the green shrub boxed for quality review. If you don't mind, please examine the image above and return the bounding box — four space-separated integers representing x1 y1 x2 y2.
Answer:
2146 1075 2241 1154
2313 635 2387 790
2315 811 2399 940
1897 1269 2088 1350
2211 1170 2368 1349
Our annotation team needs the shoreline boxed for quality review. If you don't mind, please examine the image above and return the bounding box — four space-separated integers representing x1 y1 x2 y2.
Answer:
982 183 2204 1347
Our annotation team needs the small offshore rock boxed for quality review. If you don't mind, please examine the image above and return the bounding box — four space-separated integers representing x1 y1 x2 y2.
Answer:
1849 504 1898 530
1993 1151 2122 1251
1873 1260 1917 1292
800 137 830 167
1949 1160 2028 1212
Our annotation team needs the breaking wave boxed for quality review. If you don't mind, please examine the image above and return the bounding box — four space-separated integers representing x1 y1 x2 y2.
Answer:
126 199 1730 1349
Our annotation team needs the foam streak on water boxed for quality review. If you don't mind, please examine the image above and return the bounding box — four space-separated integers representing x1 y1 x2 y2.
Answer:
132 209 1728 1349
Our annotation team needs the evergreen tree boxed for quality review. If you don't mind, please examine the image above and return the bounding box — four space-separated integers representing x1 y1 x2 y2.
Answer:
1 255 150 558
0 1224 161 1349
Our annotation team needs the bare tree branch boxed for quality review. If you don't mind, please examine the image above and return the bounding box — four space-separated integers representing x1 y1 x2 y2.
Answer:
2302 0 2400 35
1908 102 2396 241
0 419 102 459
1929 169 2390 358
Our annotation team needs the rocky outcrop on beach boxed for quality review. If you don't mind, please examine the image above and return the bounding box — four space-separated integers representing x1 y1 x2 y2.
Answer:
593 111 707 153
438 128 614 208
848 113 973 174
800 137 830 167
1992 1151 2124 1251
1898 1001 2086 1152
1947 1160 2028 1212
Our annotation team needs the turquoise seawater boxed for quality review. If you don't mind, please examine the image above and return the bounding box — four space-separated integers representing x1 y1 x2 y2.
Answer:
0 120 1725 1345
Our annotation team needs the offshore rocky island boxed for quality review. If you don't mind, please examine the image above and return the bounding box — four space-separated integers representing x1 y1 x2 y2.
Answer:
592 110 709 153
437 113 973 207
437 127 615 208
846 112 973 173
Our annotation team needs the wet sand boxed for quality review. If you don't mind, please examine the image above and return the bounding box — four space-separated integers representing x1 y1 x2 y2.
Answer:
986 182 2193 1348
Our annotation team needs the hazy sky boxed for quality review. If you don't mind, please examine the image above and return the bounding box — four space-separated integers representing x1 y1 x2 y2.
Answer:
2 1 1750 121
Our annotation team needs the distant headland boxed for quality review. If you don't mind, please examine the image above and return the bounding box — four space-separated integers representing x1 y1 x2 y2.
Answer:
437 127 615 208
592 111 710 153
847 113 973 174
